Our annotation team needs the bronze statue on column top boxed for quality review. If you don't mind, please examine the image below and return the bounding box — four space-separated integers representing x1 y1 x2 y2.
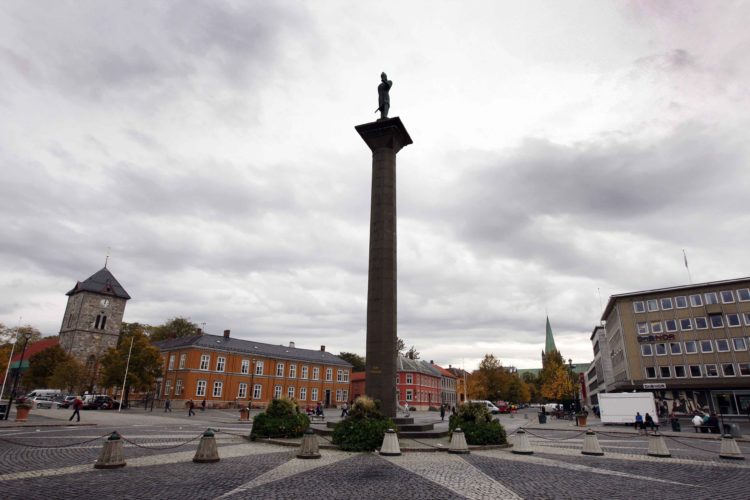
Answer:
375 72 392 120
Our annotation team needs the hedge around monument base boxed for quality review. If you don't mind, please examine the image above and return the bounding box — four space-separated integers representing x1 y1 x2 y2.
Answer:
331 396 397 451
448 402 507 445
249 398 310 440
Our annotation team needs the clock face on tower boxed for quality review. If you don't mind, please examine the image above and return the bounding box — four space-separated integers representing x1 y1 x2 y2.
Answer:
100 298 110 308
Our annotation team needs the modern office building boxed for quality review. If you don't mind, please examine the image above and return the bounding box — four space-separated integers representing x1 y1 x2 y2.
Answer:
584 325 613 407
601 278 750 416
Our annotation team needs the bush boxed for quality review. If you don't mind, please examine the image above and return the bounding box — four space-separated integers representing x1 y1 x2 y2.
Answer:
250 398 310 440
449 402 507 445
332 396 396 451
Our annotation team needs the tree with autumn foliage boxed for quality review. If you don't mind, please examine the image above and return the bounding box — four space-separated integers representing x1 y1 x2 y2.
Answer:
99 324 162 406
467 354 531 403
540 350 574 401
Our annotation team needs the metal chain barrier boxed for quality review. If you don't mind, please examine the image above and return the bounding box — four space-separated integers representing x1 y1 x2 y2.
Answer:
120 432 205 450
521 428 587 441
663 434 745 455
0 432 112 449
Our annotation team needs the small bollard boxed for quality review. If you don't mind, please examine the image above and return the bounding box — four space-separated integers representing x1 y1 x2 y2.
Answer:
94 431 126 469
448 427 470 454
379 428 401 456
646 432 671 458
581 429 604 456
511 429 533 455
297 428 321 459
719 434 745 460
193 428 220 463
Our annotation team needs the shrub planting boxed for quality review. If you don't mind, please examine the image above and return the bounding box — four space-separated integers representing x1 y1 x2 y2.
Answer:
249 398 310 440
332 396 397 451
448 402 507 445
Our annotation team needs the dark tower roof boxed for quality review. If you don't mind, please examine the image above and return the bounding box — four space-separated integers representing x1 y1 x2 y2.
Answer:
66 267 131 300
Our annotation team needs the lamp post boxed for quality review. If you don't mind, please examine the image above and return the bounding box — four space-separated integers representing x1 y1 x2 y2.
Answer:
3 330 32 420
249 359 256 410
568 358 580 414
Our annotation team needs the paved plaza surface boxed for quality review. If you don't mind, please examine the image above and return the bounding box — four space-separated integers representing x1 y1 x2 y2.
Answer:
1 407 750 499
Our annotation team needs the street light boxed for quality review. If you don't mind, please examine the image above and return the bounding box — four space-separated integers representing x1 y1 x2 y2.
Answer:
568 358 580 414
4 330 33 420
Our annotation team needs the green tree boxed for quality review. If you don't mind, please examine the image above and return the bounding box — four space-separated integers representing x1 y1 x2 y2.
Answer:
149 317 198 342
49 358 86 394
0 324 44 381
26 344 70 388
99 326 163 406
475 354 510 401
337 352 365 372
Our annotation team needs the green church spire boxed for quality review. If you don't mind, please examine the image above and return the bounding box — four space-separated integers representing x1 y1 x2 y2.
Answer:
545 316 557 354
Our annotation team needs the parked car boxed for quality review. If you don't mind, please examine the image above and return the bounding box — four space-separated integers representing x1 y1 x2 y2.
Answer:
30 396 55 409
467 400 501 414
82 395 121 410
56 396 78 409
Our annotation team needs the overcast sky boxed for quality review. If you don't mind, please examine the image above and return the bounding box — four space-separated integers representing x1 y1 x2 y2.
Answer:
1 1 749 371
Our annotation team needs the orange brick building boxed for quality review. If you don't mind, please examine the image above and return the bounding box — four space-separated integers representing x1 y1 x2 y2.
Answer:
154 331 352 409
350 356 442 411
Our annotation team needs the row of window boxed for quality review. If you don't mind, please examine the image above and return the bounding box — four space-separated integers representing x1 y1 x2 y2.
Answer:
398 373 440 387
166 354 349 382
164 380 349 402
644 362 750 379
641 337 748 356
401 389 440 402
633 289 750 314
637 313 750 334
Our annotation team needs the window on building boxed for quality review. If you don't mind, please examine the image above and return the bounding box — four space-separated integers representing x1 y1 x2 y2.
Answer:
274 385 282 398
660 297 673 310
253 384 262 400
670 342 682 355
255 361 264 375
175 379 183 395
689 294 703 307
680 318 693 331
727 314 741 327
637 322 649 335
167 355 175 370
311 388 318 401
733 338 747 351
95 314 101 329
633 301 645 313
647 299 659 312
645 367 657 379
665 319 678 332
289 364 296 378
276 363 284 377
336 389 343 402
694 317 708 329
716 339 730 352
213 381 223 397
179 354 186 369
739 363 750 376
685 341 698 354
651 321 663 334
705 364 719 377
325 368 333 381
241 359 250 374
660 366 671 378
342 370 349 382
301 366 308 379
312 367 320 380
300 388 307 401
196 380 207 396
722 363 736 377
343 390 348 402
288 387 295 399
709 314 724 329
720 290 735 304
737 288 750 302
689 365 702 377
655 343 667 356
675 296 688 308
704 292 719 305
674 366 687 378
744 313 750 326
238 383 247 399
406 373 413 384
216 357 225 372
700 340 714 353
164 380 172 395
641 344 653 356
406 390 413 401
200 355 210 370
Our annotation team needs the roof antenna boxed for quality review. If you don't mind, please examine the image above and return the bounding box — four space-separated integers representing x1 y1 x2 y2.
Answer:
104 247 111 268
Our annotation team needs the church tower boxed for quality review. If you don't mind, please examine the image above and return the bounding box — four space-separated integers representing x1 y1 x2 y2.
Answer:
59 266 130 366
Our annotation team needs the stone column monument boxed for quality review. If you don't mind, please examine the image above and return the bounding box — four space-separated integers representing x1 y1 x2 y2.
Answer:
356 74 412 418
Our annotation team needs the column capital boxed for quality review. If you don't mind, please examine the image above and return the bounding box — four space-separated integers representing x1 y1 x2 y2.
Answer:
355 117 413 153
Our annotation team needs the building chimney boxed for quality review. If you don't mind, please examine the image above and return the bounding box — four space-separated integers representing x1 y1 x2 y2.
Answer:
223 329 230 339
430 360 434 364
320 345 325 352
196 328 202 335
289 341 295 348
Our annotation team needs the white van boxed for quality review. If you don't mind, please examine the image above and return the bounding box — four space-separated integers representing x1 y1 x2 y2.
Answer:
468 400 500 414
26 389 62 400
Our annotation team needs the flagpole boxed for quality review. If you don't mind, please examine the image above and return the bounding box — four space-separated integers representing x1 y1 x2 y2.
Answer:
683 249 692 284
0 319 21 402
118 336 135 412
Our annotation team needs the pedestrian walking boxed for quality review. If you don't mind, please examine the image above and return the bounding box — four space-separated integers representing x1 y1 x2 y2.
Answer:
69 396 83 422
340 402 349 418
164 397 172 412
201 399 207 411
187 399 195 417
692 413 704 432
440 404 446 422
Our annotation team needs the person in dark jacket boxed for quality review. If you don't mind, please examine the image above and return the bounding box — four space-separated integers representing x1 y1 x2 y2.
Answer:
187 399 195 417
69 397 83 422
